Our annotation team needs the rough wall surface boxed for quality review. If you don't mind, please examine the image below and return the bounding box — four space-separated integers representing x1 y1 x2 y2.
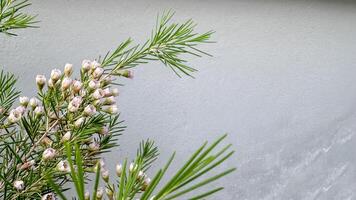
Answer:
1 0 356 199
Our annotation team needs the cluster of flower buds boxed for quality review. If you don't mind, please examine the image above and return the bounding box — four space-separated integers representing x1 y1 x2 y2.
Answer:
6 96 44 124
115 163 151 191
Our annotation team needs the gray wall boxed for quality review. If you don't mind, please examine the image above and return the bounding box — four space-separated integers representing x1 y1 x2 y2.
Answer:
1 0 356 199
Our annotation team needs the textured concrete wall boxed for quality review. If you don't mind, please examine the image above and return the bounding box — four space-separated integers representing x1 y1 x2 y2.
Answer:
1 0 356 199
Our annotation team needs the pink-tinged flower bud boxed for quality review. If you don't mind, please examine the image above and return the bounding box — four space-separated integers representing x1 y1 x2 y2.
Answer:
19 160 35 170
61 131 71 142
91 60 101 70
50 69 62 82
101 169 109 182
84 191 90 200
61 77 72 90
122 70 133 79
42 148 56 160
116 164 122 177
92 89 104 100
15 106 26 115
48 79 55 88
99 159 106 169
105 187 113 199
0 107 5 115
102 105 118 115
88 80 100 90
84 104 96 116
41 192 56 200
19 96 29 107
57 160 71 173
72 80 82 93
96 187 104 200
8 109 22 123
36 75 46 90
92 67 104 79
41 136 53 146
89 141 100 151
13 180 24 191
68 96 82 112
74 117 85 128
34 106 44 116
111 88 119 97
99 126 109 135
102 88 111 97
103 96 116 105
82 60 91 72
29 98 39 109
64 63 73 77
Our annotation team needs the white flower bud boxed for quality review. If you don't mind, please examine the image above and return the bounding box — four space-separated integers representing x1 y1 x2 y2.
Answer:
105 188 113 199
42 148 56 160
8 109 22 123
74 117 85 128
19 96 29 107
84 190 90 200
34 106 44 116
91 60 101 70
93 99 103 106
41 192 56 200
64 63 73 77
96 187 104 199
99 126 109 135
111 88 119 97
88 80 100 90
116 164 122 177
102 75 114 86
36 75 46 90
29 98 39 109
89 141 100 151
102 105 118 115
61 131 71 142
142 177 151 191
48 79 55 88
82 60 91 72
72 80 82 93
92 67 104 79
84 104 96 116
138 170 145 180
92 89 104 100
50 69 62 82
15 106 26 115
57 160 71 173
13 180 24 191
129 163 137 173
61 77 72 90
101 169 109 182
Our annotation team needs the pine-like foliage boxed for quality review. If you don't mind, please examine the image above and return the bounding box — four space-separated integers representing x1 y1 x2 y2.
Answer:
0 9 234 200
0 0 37 36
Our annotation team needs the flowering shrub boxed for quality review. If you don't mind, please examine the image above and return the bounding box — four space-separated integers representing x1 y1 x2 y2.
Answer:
0 1 235 199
